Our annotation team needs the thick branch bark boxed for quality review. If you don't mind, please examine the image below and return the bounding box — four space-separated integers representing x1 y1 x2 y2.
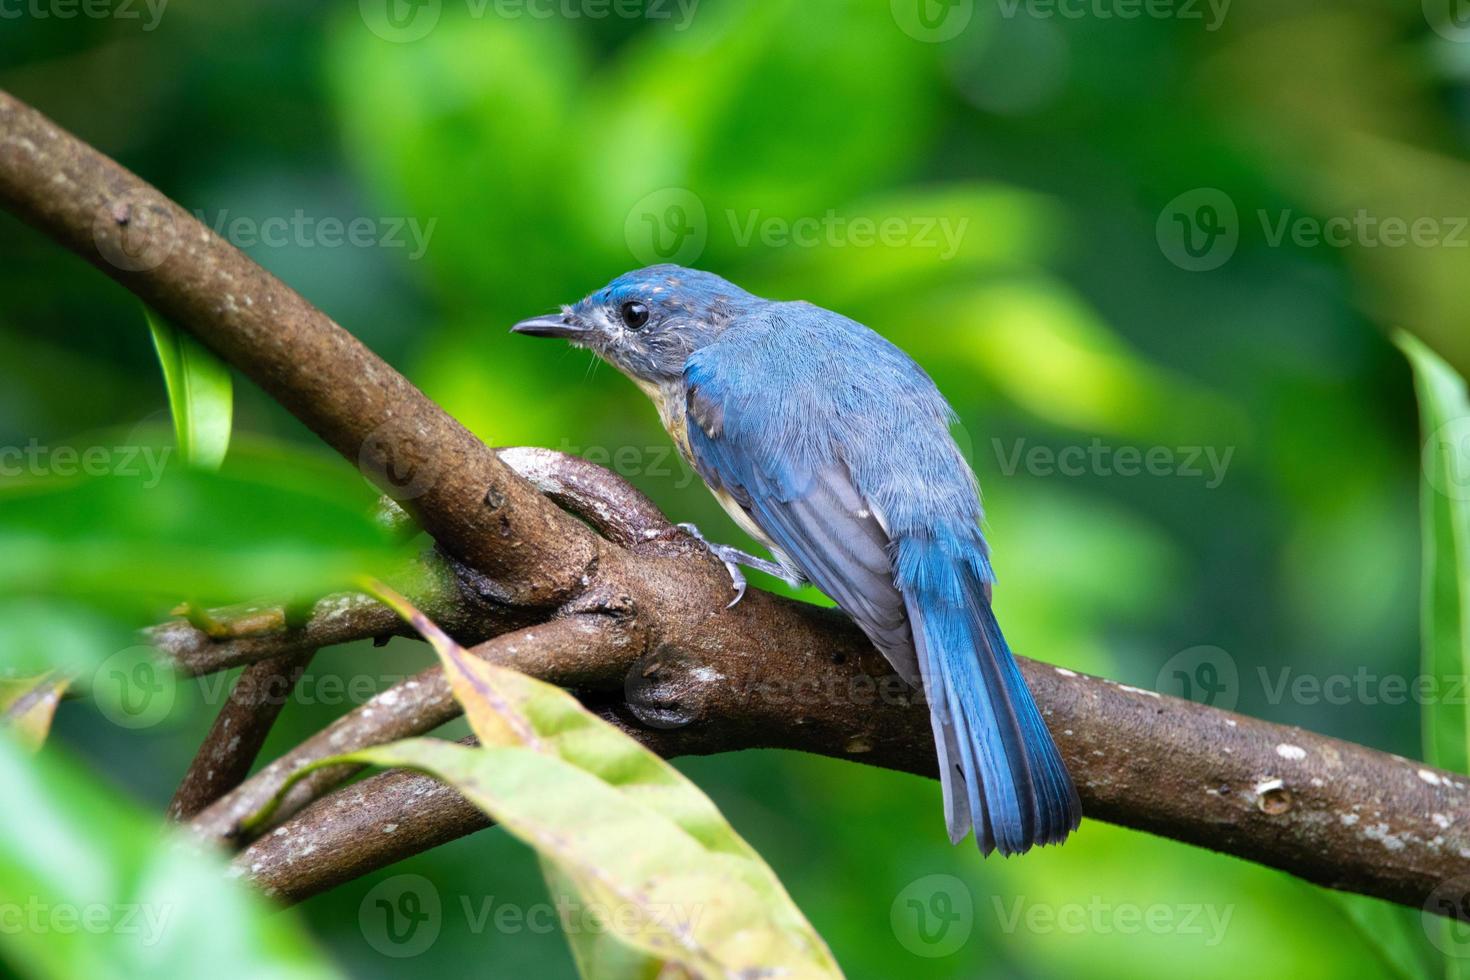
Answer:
235 611 1470 915
0 90 598 606
146 449 673 677
2 90 1464 921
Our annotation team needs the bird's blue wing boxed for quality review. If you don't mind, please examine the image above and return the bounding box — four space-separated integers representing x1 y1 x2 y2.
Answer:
683 349 919 685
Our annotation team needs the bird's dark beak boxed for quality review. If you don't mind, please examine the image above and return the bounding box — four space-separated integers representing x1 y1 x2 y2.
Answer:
510 314 588 340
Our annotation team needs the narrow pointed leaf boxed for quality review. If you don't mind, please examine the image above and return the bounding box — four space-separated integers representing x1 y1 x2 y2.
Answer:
145 305 233 470
1399 333 1470 774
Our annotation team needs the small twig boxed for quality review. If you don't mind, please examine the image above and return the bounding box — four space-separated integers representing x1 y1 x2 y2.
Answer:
146 552 527 677
495 447 674 548
148 454 669 676
187 615 639 847
148 593 405 678
238 708 656 904
167 650 316 821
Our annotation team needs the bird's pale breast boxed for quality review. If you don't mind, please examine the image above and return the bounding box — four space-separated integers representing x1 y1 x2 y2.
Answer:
644 376 783 554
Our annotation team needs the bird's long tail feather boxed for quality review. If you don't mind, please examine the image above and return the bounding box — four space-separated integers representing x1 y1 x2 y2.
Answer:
901 538 1081 855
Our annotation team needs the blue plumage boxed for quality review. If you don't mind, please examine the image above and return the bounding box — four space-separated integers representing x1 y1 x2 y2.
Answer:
513 266 1081 854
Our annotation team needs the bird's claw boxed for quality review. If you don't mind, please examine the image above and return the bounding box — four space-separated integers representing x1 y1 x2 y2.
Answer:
722 563 748 609
677 522 751 608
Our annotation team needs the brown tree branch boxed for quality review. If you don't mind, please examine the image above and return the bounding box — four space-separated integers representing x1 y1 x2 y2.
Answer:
148 593 408 678
2 90 1464 921
146 447 673 677
235 613 1470 915
0 90 598 607
167 650 316 821
495 447 675 548
187 613 640 847
145 550 526 677
237 739 489 903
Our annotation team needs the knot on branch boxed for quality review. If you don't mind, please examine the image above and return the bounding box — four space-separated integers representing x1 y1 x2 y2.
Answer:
623 644 712 731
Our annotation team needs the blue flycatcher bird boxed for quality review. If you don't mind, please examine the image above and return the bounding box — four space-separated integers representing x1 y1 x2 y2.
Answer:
513 265 1080 855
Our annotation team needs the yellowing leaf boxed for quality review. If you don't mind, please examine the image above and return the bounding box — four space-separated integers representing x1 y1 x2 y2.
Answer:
264 583 846 980
0 673 69 751
297 738 840 980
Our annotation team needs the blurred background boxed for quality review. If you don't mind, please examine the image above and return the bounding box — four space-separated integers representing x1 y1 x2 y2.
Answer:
3 0 1469 976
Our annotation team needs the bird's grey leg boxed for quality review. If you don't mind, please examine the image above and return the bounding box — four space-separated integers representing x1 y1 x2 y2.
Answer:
676 522 804 607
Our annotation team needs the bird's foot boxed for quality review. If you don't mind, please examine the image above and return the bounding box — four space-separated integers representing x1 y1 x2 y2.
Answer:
676 522 801 608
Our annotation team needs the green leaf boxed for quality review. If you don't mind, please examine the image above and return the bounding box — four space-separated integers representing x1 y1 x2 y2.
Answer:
262 585 843 979
0 672 69 750
1399 332 1470 775
541 858 670 980
1325 892 1443 980
286 738 840 980
0 736 338 979
144 305 233 470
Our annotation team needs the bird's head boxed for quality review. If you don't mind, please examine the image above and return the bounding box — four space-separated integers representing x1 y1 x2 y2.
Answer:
511 265 760 385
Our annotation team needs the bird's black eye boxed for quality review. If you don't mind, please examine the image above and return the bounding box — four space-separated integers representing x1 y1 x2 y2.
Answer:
620 301 650 330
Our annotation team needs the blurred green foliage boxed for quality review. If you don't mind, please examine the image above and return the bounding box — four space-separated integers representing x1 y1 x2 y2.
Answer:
4 0 1470 976
0 737 337 978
